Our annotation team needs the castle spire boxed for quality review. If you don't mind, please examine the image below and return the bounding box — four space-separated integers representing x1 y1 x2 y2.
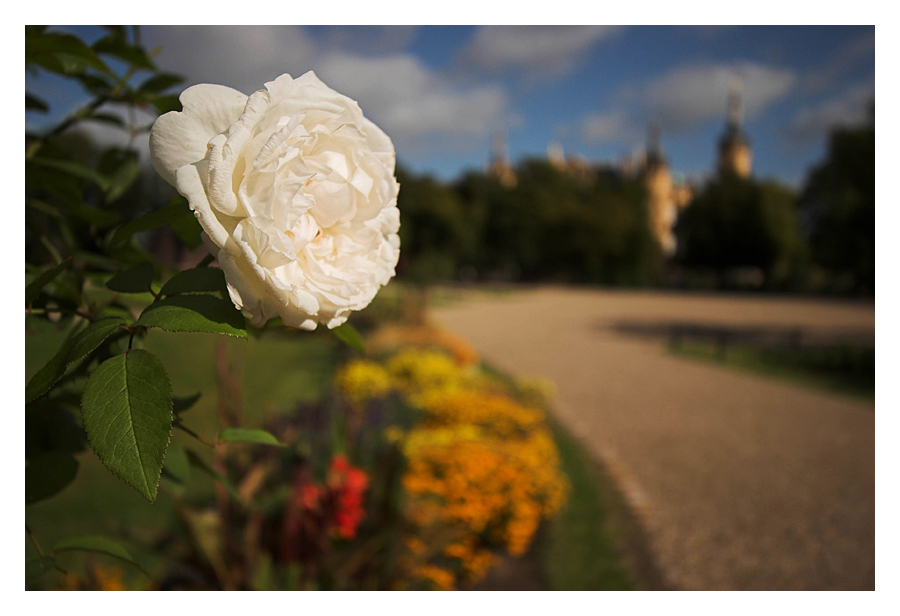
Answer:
717 75 752 179
645 121 666 169
727 76 744 129
647 120 662 157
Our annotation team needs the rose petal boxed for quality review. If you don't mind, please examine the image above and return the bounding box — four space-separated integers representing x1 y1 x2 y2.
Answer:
149 84 248 186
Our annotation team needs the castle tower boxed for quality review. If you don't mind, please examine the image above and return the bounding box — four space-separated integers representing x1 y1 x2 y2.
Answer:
643 122 678 255
717 77 753 179
547 141 566 171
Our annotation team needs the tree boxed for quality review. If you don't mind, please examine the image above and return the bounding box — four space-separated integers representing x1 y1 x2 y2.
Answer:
801 104 875 294
676 173 806 288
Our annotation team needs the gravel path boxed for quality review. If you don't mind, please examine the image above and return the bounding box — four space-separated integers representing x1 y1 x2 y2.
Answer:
432 287 875 590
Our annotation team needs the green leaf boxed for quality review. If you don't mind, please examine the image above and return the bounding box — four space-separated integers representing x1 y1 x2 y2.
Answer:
26 453 79 505
26 93 49 112
160 267 227 297
75 73 114 96
26 33 110 75
81 350 173 502
104 154 139 204
25 316 127 403
149 94 182 114
52 536 149 576
84 112 125 128
26 557 57 583
30 158 111 191
169 208 204 249
136 295 247 338
109 196 190 248
92 35 155 70
69 204 121 228
106 262 154 294
332 322 365 355
26 404 86 459
185 449 243 504
218 428 284 447
173 392 202 415
138 73 184 94
25 256 72 305
162 442 191 484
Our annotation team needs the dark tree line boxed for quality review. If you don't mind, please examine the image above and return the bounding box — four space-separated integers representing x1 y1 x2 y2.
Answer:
397 160 659 286
395 110 874 296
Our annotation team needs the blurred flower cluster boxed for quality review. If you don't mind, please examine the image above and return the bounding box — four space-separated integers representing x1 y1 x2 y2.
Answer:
335 327 568 589
283 454 369 565
60 563 125 591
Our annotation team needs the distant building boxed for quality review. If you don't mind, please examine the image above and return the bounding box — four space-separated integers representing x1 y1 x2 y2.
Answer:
717 77 753 179
545 141 595 183
643 123 692 255
486 131 517 188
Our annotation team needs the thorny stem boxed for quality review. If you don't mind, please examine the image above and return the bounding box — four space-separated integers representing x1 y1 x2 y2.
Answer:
26 525 43 557
26 524 69 575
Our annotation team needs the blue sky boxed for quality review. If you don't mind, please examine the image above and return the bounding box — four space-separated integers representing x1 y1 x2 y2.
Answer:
27 25 874 188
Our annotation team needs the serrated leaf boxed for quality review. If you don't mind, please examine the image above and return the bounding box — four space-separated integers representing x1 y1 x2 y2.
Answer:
160 267 227 297
136 295 247 338
106 262 154 294
52 536 148 576
332 322 365 355
26 453 79 505
109 197 190 248
81 350 173 502
26 557 56 583
138 73 184 93
26 316 127 403
173 392 202 415
185 449 243 504
162 441 191 484
218 428 284 447
26 93 48 112
25 256 72 306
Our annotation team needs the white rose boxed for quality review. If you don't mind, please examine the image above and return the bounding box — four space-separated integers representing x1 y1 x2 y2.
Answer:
149 72 400 330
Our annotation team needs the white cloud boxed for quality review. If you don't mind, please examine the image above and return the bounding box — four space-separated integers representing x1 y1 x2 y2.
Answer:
580 109 641 145
315 53 508 146
460 25 622 80
141 26 511 156
578 61 795 148
789 82 874 146
144 26 316 96
630 62 796 130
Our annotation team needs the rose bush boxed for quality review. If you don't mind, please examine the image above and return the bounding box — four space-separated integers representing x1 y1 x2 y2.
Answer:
150 72 400 329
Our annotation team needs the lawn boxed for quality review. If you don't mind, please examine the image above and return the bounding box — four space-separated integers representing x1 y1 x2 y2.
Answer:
536 418 638 591
669 341 875 401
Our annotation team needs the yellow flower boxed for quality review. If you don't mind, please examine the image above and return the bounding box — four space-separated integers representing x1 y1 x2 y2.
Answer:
335 359 393 407
333 328 568 590
414 564 456 591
